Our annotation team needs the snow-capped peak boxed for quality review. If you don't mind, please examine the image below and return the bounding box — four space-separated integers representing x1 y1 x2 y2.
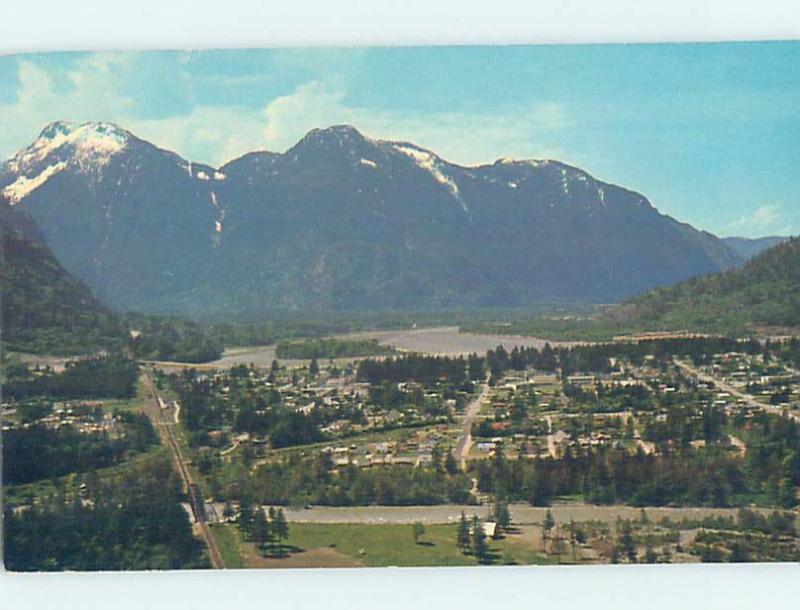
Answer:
6 121 130 176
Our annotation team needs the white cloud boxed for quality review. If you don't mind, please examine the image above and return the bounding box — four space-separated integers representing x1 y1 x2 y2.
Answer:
259 80 573 167
128 107 268 166
726 204 797 237
0 55 138 160
728 204 782 230
1 56 574 168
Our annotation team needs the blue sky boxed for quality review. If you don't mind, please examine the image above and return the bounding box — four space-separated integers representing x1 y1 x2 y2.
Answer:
0 42 798 237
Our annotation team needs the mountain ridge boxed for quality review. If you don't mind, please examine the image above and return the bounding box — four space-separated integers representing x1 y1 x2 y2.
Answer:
722 235 791 260
1 121 746 317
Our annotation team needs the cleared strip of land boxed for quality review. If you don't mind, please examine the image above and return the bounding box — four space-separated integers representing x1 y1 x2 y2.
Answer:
261 503 766 526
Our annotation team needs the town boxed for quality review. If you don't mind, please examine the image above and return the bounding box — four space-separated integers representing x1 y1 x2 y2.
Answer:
6 333 798 568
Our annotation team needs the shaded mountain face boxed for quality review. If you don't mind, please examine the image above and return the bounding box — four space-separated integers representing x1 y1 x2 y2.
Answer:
723 236 790 260
0 195 120 352
2 122 745 317
609 238 800 332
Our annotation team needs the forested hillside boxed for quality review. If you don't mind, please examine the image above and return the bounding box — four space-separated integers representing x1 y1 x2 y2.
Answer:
0 196 122 353
610 238 800 333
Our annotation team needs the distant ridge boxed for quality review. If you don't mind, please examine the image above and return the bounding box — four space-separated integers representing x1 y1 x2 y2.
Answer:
722 235 791 260
1 121 745 317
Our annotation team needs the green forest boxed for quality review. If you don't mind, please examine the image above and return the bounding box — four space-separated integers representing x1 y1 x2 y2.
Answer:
3 456 209 571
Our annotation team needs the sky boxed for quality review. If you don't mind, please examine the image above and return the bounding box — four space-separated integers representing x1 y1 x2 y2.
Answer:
0 42 798 238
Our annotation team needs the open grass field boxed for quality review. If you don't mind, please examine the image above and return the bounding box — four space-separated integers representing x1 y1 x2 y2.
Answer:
209 523 247 569
214 522 552 568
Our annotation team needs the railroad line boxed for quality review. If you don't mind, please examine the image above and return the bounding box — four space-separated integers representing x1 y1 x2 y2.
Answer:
141 371 225 569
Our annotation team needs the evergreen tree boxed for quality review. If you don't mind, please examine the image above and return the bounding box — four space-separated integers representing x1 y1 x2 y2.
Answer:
273 508 289 556
494 498 511 531
412 521 426 544
616 519 637 563
238 499 254 538
252 507 270 551
444 448 460 474
569 518 577 562
542 509 555 545
472 516 489 563
457 511 471 553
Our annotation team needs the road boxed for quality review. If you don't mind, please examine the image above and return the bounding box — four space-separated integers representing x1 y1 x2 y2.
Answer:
674 359 800 422
455 381 490 469
141 372 225 569
255 503 765 526
544 415 557 458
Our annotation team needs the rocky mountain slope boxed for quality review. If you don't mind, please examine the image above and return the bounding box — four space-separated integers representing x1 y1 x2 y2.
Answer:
1 121 745 317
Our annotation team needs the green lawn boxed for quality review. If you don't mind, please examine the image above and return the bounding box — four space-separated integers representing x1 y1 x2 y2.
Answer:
211 524 247 569
282 522 550 567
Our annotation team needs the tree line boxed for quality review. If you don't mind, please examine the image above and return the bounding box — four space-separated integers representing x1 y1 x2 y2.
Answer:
3 456 209 571
354 336 762 387
3 411 158 485
4 354 139 401
470 418 799 508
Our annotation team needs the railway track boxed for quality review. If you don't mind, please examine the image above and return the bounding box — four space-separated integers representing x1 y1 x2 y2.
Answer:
141 372 225 569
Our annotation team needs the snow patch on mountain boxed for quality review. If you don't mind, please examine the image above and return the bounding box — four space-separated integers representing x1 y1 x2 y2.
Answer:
359 158 377 168
392 144 471 218
2 162 67 204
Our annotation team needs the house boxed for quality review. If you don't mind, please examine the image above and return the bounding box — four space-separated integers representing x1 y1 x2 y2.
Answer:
470 521 498 539
568 375 596 387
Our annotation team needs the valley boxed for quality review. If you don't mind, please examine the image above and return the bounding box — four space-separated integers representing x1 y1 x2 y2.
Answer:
2 120 799 572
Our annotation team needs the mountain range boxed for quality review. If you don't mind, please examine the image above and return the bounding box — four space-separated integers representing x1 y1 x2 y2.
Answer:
0 121 755 318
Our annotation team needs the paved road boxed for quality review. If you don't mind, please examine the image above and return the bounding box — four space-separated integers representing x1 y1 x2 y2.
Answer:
141 373 225 569
455 382 490 468
264 503 764 526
